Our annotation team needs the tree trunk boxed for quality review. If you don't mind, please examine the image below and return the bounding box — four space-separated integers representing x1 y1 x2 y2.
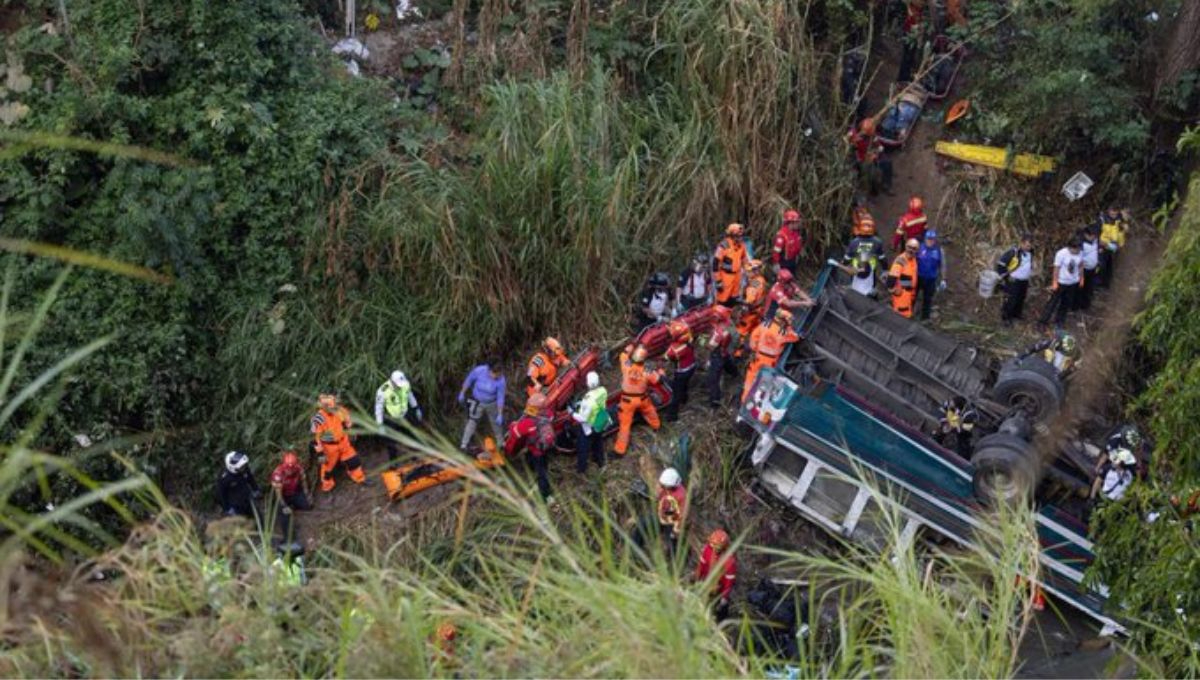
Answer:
1155 0 1200 97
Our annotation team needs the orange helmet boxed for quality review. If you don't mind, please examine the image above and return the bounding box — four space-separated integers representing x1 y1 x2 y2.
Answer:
282 451 299 467
747 258 764 272
708 529 730 551
524 392 548 416
631 346 649 364
543 337 564 355
318 393 338 410
776 269 794 284
859 118 876 135
437 622 457 641
908 196 924 213
775 309 794 326
783 209 802 224
725 223 745 237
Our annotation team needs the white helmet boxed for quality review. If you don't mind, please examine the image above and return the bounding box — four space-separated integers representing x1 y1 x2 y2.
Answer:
1110 447 1136 467
659 467 681 488
586 371 600 390
225 450 249 474
390 370 409 388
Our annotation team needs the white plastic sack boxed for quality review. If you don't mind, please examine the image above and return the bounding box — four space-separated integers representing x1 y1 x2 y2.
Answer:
333 38 370 61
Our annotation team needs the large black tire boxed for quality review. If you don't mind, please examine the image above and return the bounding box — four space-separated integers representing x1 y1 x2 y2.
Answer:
971 432 1040 507
991 358 1064 423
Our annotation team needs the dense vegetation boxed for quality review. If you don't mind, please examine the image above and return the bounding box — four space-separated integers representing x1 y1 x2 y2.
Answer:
4 0 1200 675
1089 131 1200 677
2 0 855 498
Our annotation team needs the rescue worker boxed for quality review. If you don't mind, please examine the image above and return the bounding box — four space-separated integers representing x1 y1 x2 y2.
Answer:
663 320 697 422
892 196 928 252
851 195 878 237
1023 329 1079 376
743 309 800 401
695 529 737 620
613 345 665 456
1048 236 1084 329
374 370 423 458
713 223 750 306
706 305 739 408
1090 446 1136 502
937 397 978 459
217 450 261 519
886 238 920 318
657 467 687 556
676 254 713 311
269 544 307 587
1078 225 1100 311
915 230 946 321
772 210 804 277
570 371 609 473
735 259 768 356
270 450 311 538
762 268 814 322
526 337 569 396
847 119 893 195
634 272 674 333
457 359 507 451
842 222 886 297
1095 206 1128 290
995 233 1034 325
434 622 458 668
312 394 367 492
509 393 554 503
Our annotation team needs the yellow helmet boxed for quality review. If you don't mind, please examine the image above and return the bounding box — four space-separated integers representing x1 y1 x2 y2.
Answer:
544 337 564 355
318 393 338 410
726 223 745 237
631 346 649 364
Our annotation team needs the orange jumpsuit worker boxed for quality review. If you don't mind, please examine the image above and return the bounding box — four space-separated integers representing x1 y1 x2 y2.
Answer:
743 309 800 401
311 393 366 492
735 259 768 357
851 197 877 238
526 336 569 396
892 195 928 251
713 223 750 305
614 344 665 456
887 239 920 318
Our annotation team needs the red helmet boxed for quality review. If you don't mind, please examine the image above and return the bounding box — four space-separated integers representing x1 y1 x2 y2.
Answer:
777 269 795 284
783 209 801 224
859 118 877 135
909 196 924 213
282 451 299 467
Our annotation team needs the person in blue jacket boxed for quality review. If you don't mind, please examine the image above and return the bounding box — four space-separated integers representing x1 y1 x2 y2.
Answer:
916 230 946 321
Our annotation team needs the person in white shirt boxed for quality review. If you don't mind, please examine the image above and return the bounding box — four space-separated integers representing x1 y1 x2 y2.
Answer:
996 233 1034 325
1078 225 1100 311
1047 236 1083 329
1091 446 1136 502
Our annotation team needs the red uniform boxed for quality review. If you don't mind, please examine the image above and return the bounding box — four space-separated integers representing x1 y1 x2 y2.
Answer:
892 208 929 251
270 461 304 496
772 225 803 274
848 128 882 164
763 280 805 319
665 340 696 372
696 543 737 600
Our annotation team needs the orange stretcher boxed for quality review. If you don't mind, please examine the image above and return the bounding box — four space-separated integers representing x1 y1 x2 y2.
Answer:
381 437 503 501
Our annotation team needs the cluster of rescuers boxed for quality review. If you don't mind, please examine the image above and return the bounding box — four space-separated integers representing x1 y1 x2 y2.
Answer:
214 199 1142 613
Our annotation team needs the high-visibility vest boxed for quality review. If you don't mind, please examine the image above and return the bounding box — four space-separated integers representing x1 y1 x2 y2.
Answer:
582 387 609 428
272 557 305 587
1099 217 1126 249
379 382 411 419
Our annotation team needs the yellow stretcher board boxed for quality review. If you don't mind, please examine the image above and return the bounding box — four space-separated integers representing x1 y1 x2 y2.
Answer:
934 141 1056 178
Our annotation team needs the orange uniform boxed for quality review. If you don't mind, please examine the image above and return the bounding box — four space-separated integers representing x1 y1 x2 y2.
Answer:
614 349 664 456
735 272 767 356
311 405 365 492
526 348 567 396
742 320 800 401
713 237 749 304
852 205 877 237
888 253 918 318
